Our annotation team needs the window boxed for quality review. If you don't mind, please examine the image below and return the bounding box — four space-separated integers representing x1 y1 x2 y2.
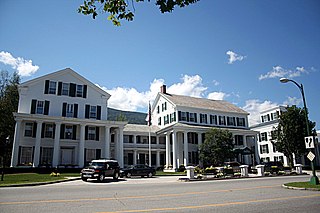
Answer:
188 132 198 144
66 104 74 117
48 81 56 94
190 113 196 122
40 147 53 165
76 85 83 97
219 116 226 125
65 125 73 139
90 106 97 118
227 117 235 126
62 83 69 96
210 115 217 125
170 112 176 122
200 114 207 124
261 132 268 141
237 118 246 127
44 124 54 138
181 112 187 121
162 102 167 112
164 115 169 125
260 144 269 154
235 135 244 145
36 101 44 114
158 117 161 125
88 127 96 140
157 106 160 114
19 147 33 165
262 114 270 123
24 122 33 137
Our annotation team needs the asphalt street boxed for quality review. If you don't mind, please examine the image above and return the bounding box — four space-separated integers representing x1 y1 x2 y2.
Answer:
0 175 319 213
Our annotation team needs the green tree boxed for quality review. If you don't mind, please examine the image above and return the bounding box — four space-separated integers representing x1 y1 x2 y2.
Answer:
199 128 234 167
116 113 127 121
272 105 316 168
78 0 200 26
0 70 20 169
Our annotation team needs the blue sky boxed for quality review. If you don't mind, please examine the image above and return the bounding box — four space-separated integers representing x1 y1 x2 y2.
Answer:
1 0 319 129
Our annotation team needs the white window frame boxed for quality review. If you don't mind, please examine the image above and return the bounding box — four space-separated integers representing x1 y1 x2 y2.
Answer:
88 126 96 140
48 81 57 94
36 100 44 114
181 112 187 121
62 83 69 96
65 125 73 139
66 104 74 117
20 147 33 165
190 113 196 122
44 123 54 138
76 85 83 97
89 106 97 119
24 122 33 137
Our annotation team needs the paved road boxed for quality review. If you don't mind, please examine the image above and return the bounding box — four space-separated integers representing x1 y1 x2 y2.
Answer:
1 175 319 213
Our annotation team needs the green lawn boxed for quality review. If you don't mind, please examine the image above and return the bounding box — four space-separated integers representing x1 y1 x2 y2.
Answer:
284 182 320 189
0 173 80 186
156 171 185 176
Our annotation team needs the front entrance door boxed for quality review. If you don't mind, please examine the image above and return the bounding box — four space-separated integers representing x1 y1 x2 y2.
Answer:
60 148 74 165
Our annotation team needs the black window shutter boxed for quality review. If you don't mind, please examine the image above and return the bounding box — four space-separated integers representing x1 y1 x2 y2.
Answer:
85 105 90 119
31 99 37 114
62 103 67 117
41 123 45 138
53 124 55 139
60 124 65 139
57 82 62 96
44 80 49 94
186 112 190 122
72 125 77 140
85 126 88 140
32 122 37 138
18 146 22 165
200 114 203 123
83 85 87 98
84 149 87 165
96 149 101 159
97 106 101 120
96 127 100 141
74 104 78 118
44 101 50 115
178 111 182 121
69 83 76 97
195 113 197 123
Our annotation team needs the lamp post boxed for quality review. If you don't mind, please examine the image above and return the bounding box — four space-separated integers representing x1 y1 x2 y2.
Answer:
1 136 10 181
280 78 319 185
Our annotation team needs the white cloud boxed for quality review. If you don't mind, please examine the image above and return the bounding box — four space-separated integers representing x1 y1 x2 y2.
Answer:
259 66 309 80
212 80 220 86
242 99 278 125
167 75 207 97
207 92 228 100
283 96 301 106
0 51 39 76
226 50 245 64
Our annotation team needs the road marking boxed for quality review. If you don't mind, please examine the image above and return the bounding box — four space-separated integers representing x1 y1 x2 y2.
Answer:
0 184 280 205
97 194 320 213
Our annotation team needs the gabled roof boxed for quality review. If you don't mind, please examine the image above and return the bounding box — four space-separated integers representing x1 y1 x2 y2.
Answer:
20 68 111 99
160 93 248 115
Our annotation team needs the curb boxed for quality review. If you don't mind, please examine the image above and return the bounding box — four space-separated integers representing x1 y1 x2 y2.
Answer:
282 184 320 191
0 177 81 188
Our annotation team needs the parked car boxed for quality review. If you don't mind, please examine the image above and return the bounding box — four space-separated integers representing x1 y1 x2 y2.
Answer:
262 161 284 172
120 164 156 178
80 159 120 182
224 161 241 173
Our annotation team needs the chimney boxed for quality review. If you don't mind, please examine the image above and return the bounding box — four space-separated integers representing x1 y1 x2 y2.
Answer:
160 85 167 94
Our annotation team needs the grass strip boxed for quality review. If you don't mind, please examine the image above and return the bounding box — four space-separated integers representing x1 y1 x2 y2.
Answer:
284 182 320 189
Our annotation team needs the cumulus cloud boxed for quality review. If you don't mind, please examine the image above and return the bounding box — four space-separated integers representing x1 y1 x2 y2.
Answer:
226 50 245 64
259 66 309 80
283 96 301 106
207 92 228 100
167 75 207 97
242 99 278 125
0 51 39 76
212 80 220 86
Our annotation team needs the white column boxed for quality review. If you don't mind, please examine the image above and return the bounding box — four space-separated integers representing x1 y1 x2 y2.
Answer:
78 124 85 168
198 133 203 167
104 126 110 159
172 131 177 170
52 122 61 167
133 134 137 144
133 149 137 165
184 131 188 166
118 127 124 168
156 150 160 168
165 133 170 168
10 119 22 167
33 120 43 167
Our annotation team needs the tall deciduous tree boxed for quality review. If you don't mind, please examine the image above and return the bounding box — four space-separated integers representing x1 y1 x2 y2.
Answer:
272 105 316 168
199 128 234 167
0 70 20 168
78 0 200 26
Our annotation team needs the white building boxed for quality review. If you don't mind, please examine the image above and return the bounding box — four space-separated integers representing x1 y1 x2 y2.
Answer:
11 68 258 170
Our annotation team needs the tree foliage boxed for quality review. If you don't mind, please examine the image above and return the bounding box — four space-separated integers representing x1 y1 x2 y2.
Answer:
0 70 20 167
272 105 316 168
78 0 200 26
199 128 234 167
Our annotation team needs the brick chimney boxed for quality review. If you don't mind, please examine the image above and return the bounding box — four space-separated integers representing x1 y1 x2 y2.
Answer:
160 85 167 94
